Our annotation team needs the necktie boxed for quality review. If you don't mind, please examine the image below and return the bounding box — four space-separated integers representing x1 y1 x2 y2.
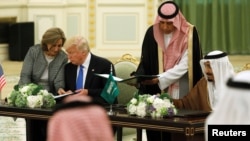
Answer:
76 65 84 89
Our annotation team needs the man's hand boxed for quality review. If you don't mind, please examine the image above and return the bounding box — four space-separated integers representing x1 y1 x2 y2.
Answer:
127 82 140 89
57 88 74 95
74 89 88 96
141 78 159 85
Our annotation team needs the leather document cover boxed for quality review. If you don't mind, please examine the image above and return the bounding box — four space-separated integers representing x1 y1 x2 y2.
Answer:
95 73 159 85
53 92 79 99
174 109 211 117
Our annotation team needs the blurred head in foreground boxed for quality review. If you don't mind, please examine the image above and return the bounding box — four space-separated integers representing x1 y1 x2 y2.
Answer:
47 96 114 141
205 70 250 140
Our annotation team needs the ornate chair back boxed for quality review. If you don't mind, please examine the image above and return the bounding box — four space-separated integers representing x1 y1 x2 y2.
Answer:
114 53 139 105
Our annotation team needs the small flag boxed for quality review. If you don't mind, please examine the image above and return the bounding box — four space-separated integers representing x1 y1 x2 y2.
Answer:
0 64 6 91
101 71 120 105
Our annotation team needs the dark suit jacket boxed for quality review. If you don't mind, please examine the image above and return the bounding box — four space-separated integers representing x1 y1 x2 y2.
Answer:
64 53 117 105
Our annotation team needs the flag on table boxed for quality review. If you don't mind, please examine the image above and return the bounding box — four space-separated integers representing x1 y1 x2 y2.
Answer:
101 72 120 104
0 64 6 90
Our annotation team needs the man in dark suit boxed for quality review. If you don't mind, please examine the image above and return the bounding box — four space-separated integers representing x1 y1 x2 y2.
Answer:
57 35 117 106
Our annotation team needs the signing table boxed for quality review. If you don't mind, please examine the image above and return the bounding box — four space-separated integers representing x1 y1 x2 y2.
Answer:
0 103 208 141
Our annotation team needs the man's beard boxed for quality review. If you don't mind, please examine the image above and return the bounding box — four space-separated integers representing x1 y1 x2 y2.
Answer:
207 78 213 82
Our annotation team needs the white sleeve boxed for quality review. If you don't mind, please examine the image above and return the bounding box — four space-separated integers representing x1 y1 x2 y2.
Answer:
158 50 188 90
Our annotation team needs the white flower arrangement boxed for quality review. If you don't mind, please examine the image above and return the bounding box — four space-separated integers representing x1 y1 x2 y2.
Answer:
127 93 178 118
7 83 56 108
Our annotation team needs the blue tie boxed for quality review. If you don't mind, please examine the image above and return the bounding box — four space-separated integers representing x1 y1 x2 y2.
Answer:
76 65 84 89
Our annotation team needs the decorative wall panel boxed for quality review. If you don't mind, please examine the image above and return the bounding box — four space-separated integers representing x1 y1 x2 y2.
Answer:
0 0 158 59
95 4 146 57
36 16 55 42
104 14 137 43
67 14 81 37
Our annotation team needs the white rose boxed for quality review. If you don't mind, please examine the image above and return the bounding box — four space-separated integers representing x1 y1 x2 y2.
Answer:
153 98 165 110
163 99 172 107
130 98 137 105
147 95 156 104
38 89 49 96
173 107 178 115
155 111 162 118
136 102 147 117
128 104 137 115
20 85 30 94
27 95 43 108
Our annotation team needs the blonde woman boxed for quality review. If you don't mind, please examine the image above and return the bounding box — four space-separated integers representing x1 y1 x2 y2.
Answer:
18 27 68 141
18 27 68 95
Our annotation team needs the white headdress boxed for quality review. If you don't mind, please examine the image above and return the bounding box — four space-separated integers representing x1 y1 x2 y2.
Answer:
205 70 250 140
200 50 235 110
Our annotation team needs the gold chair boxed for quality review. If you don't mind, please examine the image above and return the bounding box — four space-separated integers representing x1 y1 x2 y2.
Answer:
114 53 139 105
241 63 250 71
237 63 250 73
114 54 140 141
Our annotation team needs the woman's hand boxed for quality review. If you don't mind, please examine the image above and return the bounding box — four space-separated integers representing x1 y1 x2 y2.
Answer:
57 88 66 95
57 88 73 95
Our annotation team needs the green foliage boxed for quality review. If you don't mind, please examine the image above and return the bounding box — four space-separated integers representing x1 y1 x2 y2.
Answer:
42 94 56 108
7 90 19 106
15 94 27 108
19 83 43 96
28 83 44 95
134 92 139 99
7 83 56 109
160 93 173 102
13 84 19 91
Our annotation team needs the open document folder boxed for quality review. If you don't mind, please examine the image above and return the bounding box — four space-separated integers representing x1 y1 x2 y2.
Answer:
52 92 79 99
95 73 159 85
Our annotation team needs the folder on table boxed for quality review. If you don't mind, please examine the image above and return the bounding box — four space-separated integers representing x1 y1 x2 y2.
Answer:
53 92 78 99
175 109 211 117
95 73 159 85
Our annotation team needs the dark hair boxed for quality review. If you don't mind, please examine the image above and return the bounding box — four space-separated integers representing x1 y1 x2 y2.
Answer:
41 27 66 51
